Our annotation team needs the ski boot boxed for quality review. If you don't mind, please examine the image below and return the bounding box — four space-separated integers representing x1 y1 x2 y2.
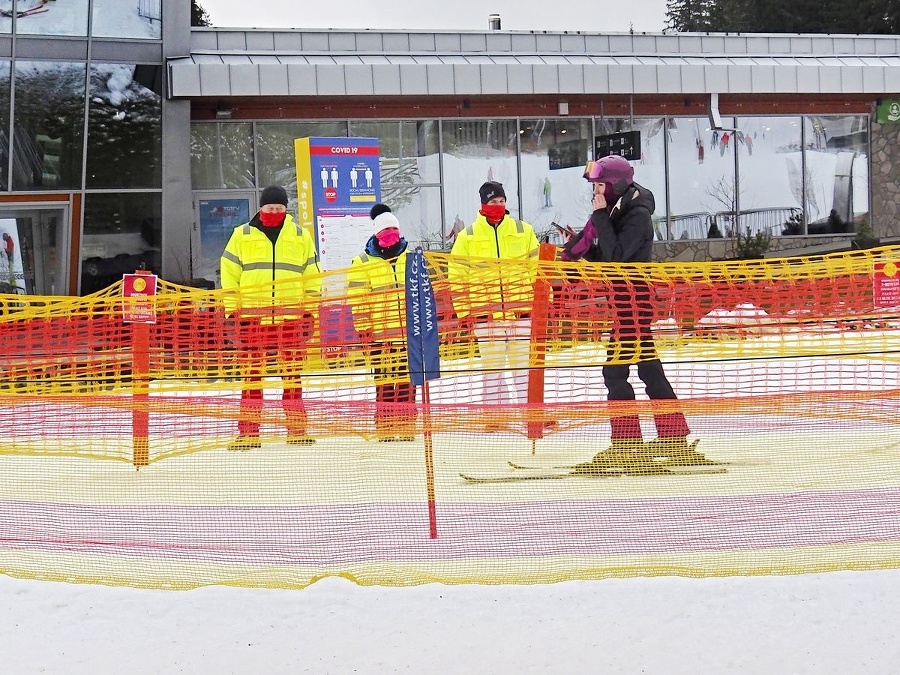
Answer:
573 439 655 475
643 437 716 465
227 435 261 451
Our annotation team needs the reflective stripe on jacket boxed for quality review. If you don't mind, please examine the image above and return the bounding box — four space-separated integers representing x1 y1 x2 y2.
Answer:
347 251 408 336
220 214 322 317
448 213 539 320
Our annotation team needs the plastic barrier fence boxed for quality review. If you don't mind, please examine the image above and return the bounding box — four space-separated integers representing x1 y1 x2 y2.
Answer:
1 246 899 589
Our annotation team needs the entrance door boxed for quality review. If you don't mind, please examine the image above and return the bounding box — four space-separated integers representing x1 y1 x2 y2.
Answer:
0 206 69 295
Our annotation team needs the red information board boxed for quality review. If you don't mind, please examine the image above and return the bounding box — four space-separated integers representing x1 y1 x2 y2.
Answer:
873 261 900 307
122 271 158 323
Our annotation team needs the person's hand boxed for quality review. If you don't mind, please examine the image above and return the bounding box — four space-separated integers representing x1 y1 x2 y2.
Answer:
552 222 577 242
592 191 607 211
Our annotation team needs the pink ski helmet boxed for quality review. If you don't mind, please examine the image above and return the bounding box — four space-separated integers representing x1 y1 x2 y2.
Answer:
583 155 634 202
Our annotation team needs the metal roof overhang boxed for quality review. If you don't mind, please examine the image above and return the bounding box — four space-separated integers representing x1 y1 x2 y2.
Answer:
168 30 900 99
168 53 900 98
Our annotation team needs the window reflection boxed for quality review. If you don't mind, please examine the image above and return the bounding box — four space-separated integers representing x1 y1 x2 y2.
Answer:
0 209 66 294
384 185 444 251
85 63 161 189
12 60 85 191
81 193 161 295
667 116 736 239
349 120 442 241
350 119 441 184
256 121 348 194
441 119 520 228
1 0 89 37
802 115 869 235
0 60 9 190
193 113 870 245
518 117 592 244
191 123 255 189
632 118 667 240
91 0 160 39
736 116 803 237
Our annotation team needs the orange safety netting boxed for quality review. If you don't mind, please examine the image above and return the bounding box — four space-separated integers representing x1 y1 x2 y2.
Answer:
1 246 899 589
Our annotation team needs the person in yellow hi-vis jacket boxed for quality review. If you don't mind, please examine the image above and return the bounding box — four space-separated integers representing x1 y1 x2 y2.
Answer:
448 182 540 425
220 185 322 450
347 204 416 442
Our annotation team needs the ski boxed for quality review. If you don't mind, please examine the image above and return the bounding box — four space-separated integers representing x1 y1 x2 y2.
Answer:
507 440 729 472
460 471 577 483
461 465 727 483
508 459 729 471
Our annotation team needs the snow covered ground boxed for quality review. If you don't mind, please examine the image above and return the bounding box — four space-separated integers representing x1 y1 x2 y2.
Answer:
3 297 899 672
3 570 900 674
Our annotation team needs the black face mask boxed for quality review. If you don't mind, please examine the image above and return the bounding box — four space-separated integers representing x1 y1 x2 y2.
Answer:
380 241 404 258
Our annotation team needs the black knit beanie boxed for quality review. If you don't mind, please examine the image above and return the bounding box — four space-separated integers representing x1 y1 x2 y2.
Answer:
479 181 506 204
259 185 288 207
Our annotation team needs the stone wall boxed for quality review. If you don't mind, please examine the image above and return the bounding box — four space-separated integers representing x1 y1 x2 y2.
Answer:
871 120 900 240
654 235 855 262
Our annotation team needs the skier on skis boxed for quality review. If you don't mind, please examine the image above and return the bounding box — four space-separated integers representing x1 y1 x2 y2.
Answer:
562 155 713 473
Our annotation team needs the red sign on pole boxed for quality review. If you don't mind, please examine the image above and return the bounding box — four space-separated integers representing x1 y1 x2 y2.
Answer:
873 261 900 307
122 270 158 323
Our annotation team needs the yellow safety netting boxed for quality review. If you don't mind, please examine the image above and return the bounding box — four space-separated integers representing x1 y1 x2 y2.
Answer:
1 245 899 589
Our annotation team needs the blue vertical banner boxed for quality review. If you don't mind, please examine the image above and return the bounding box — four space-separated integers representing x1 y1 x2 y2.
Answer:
405 247 441 386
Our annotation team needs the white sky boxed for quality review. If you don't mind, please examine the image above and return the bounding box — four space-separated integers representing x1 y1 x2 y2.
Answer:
4 571 900 672
198 0 671 33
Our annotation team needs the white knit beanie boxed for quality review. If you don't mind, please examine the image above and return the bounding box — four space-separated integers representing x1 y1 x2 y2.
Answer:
372 210 400 232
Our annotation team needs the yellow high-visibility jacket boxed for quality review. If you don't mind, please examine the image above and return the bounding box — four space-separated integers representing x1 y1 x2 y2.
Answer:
347 244 408 338
448 213 539 320
220 214 322 318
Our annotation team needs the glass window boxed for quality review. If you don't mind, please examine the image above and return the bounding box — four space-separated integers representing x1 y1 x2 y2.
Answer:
385 184 444 250
440 118 520 226
631 117 668 241
85 63 162 189
191 122 255 189
349 119 441 185
803 115 869 235
666 116 736 240
0 60 10 190
91 0 160 39
518 117 592 244
735 116 803 237
2 0 89 37
256 121 348 194
12 60 85 191
81 192 161 295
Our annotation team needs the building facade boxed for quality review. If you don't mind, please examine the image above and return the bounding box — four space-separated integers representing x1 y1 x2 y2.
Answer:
0 4 898 294
0 0 188 295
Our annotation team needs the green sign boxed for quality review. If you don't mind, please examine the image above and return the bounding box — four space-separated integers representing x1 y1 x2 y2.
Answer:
876 100 900 124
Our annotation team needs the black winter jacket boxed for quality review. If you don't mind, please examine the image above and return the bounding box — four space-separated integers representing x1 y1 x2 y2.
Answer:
563 182 655 264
